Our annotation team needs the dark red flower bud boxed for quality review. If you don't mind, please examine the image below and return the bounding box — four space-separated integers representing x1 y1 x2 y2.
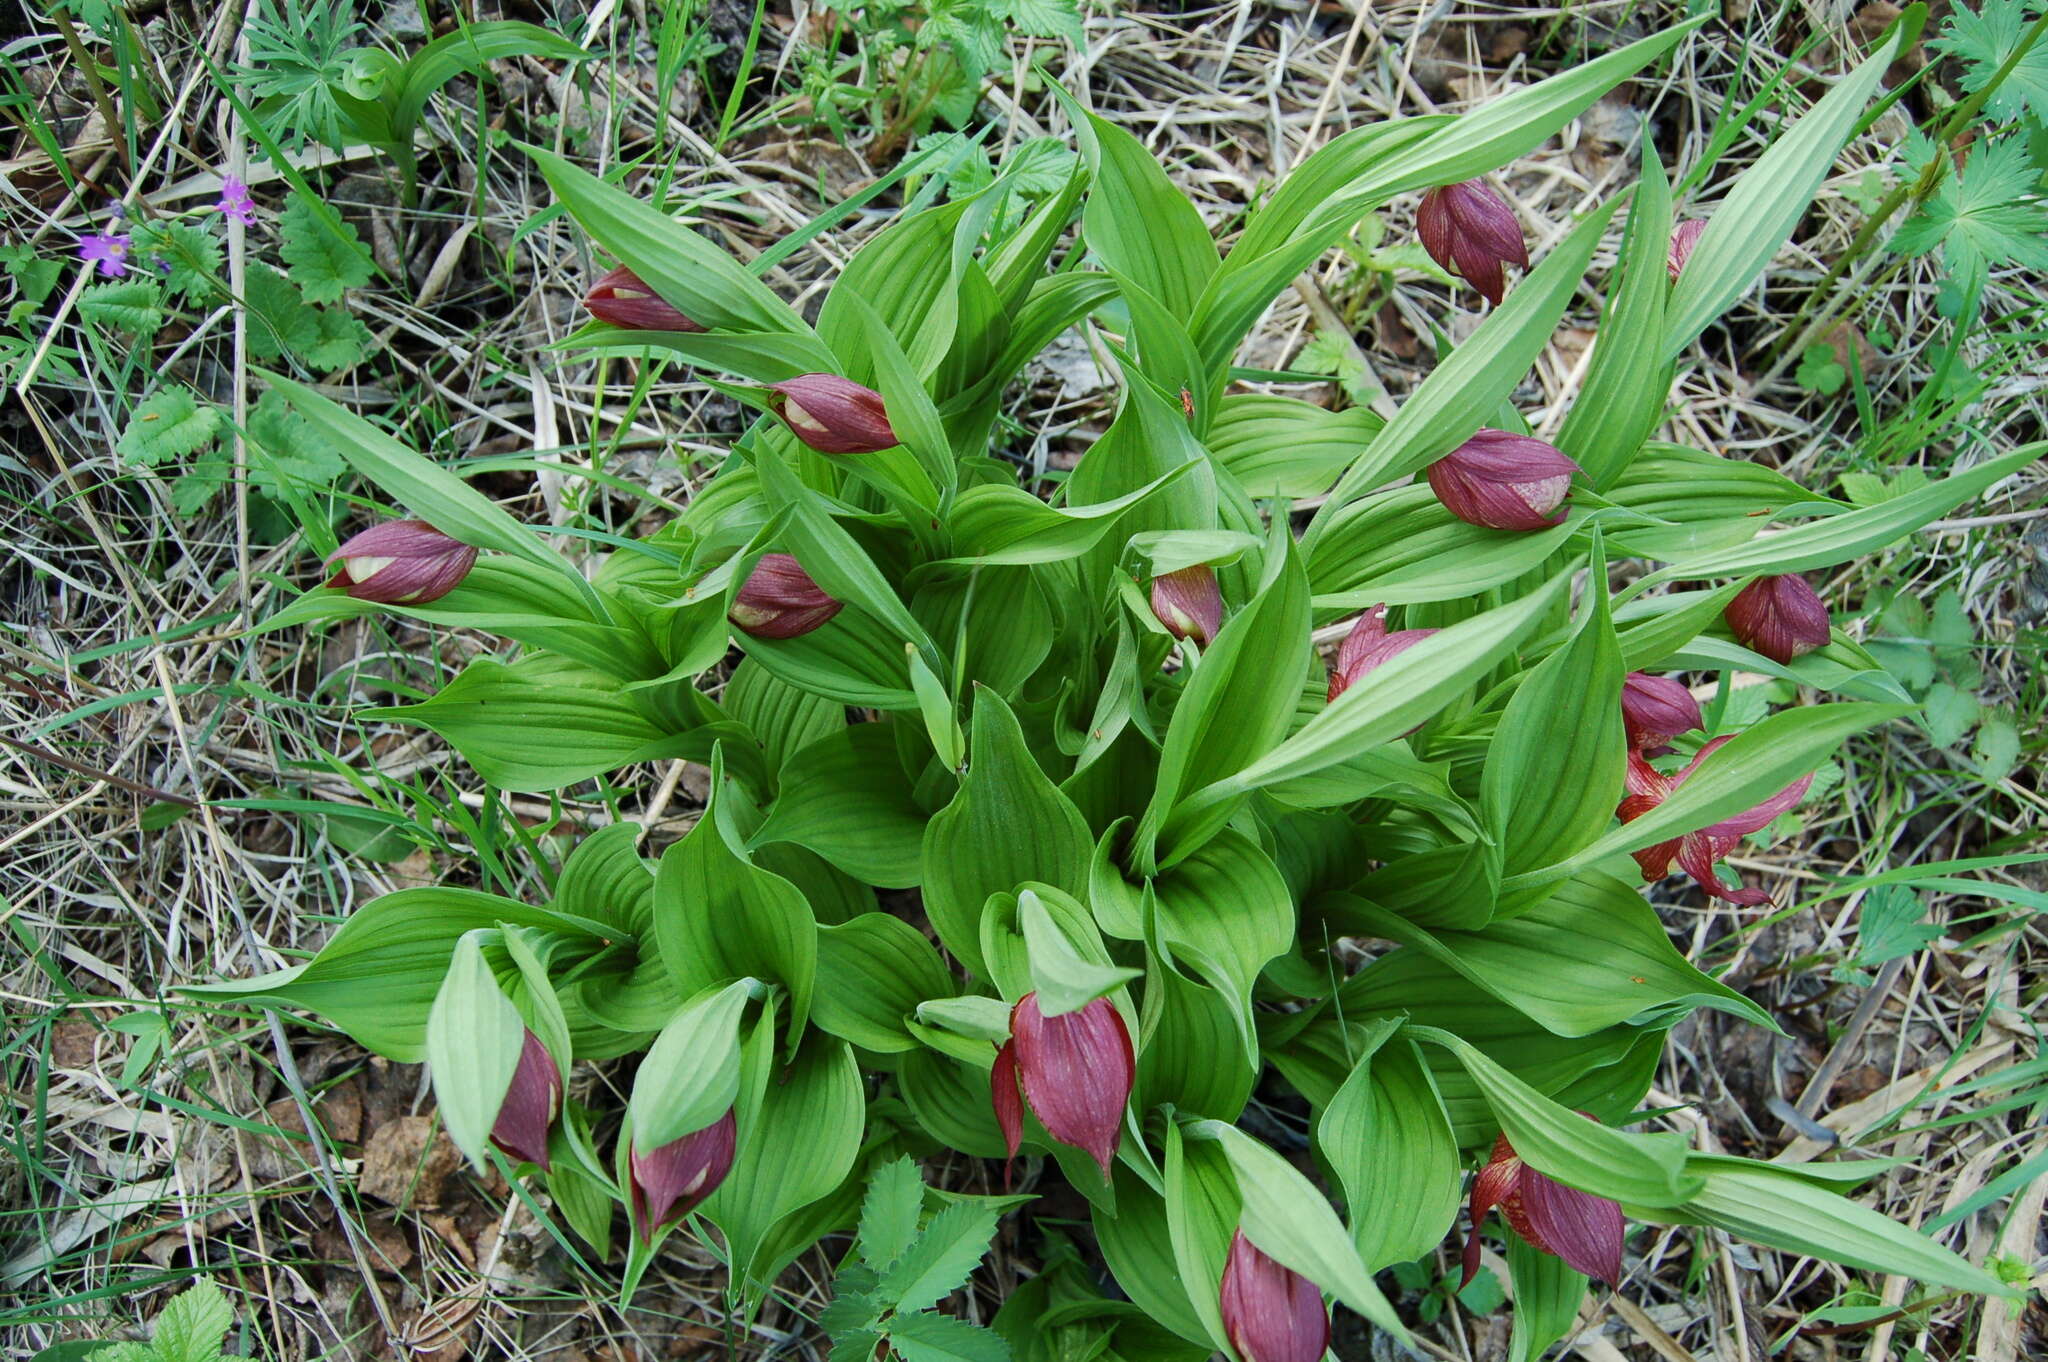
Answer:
628 1109 737 1241
991 992 1133 1180
1620 672 1703 752
1617 738 1814 906
729 553 842 639
1150 565 1222 645
1327 604 1437 703
325 520 477 605
1426 429 1580 532
583 264 704 332
1462 1123 1624 1289
489 1029 564 1170
1417 180 1530 307
1667 218 1707 283
767 374 898 454
1725 574 1831 665
1220 1230 1329 1362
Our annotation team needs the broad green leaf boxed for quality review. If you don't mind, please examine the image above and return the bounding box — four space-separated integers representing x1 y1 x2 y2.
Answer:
426 931 527 1170
1059 94 1218 320
1020 889 1141 1015
1663 26 1902 357
922 689 1094 976
1559 148 1672 491
1506 1235 1589 1362
943 464 1197 565
1139 521 1312 869
151 1279 235 1362
1200 1123 1410 1340
723 657 846 777
1319 1030 1462 1271
525 144 813 339
177 888 593 1060
1641 446 2040 580
1308 486 1583 609
1480 544 1625 875
753 724 927 888
745 603 920 710
1207 395 1385 498
393 22 594 131
1160 1123 1239 1352
654 752 817 1042
1637 1156 2011 1295
708 1029 865 1292
814 914 955 1053
1416 1031 1699 1206
1136 943 1257 1122
1333 873 1773 1038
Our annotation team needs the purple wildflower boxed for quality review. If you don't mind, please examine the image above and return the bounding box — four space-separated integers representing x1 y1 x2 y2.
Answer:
78 233 132 278
217 176 257 226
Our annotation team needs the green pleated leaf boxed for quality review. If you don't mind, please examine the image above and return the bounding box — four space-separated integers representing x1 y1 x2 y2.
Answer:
813 914 955 1053
653 753 817 1044
943 463 1196 565
1199 1122 1410 1341
1506 1234 1590 1362
1207 395 1386 499
1318 1028 1462 1271
1480 542 1625 876
1308 487 1584 609
922 688 1093 977
1160 1123 1239 1353
723 657 846 777
744 603 920 710
1662 28 1903 360
752 724 928 888
625 978 752 1149
426 931 526 1170
1056 90 1218 321
1559 147 1672 491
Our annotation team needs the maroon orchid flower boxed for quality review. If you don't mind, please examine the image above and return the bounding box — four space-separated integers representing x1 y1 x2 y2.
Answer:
628 1109 738 1242
1621 672 1703 753
1426 429 1580 531
1725 574 1831 664
1617 737 1815 906
1417 180 1529 306
1220 1230 1329 1362
583 264 705 332
991 992 1133 1180
326 520 477 605
729 553 842 639
1666 218 1708 283
1150 565 1223 645
767 374 898 454
1327 604 1437 703
489 1029 564 1170
1463 1126 1624 1288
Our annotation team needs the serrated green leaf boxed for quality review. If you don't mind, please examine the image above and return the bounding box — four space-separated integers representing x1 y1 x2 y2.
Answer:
886 1310 1013 1362
152 1278 235 1362
875 1199 1003 1316
280 194 374 303
135 221 224 303
301 304 371 371
79 279 163 334
243 263 318 360
117 388 221 468
859 1156 926 1271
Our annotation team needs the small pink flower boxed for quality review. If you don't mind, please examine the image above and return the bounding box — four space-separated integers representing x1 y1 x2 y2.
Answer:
1616 737 1814 906
1417 180 1529 306
217 176 257 226
78 233 131 278
1667 218 1708 283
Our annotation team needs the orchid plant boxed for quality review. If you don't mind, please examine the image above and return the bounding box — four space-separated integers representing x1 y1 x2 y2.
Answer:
189 13 2032 1357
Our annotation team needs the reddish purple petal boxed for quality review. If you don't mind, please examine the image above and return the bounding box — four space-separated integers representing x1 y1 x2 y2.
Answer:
1676 833 1771 906
1426 430 1579 531
1700 770 1814 839
1667 218 1707 282
1621 673 1703 750
629 1109 737 1241
991 1039 1023 1185
1461 1135 1522 1287
1010 993 1133 1179
729 552 842 639
1725 574 1831 664
324 519 477 604
1328 605 1436 702
1150 565 1223 645
1516 1167 1625 1286
489 1029 563 1170
1418 182 1528 306
584 264 704 332
1220 1231 1330 1362
768 374 898 454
